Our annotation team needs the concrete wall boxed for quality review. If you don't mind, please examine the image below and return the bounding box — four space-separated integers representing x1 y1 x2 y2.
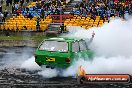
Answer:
0 40 39 47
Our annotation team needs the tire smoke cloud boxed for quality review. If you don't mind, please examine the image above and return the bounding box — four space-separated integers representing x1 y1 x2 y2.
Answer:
63 17 132 76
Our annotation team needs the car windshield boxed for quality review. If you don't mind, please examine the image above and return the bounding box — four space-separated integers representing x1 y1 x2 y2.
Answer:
39 40 68 52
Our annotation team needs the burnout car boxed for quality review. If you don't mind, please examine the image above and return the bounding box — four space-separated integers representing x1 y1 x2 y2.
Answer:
35 37 94 69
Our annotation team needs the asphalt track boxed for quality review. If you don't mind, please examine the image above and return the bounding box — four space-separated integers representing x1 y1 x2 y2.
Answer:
0 46 132 88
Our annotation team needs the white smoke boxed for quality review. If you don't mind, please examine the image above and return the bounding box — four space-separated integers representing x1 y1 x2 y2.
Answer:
1 16 132 78
0 47 35 69
66 18 132 57
21 56 41 71
38 68 58 78
0 47 58 78
63 56 132 76
124 13 132 20
62 17 132 76
21 57 58 78
24 16 132 77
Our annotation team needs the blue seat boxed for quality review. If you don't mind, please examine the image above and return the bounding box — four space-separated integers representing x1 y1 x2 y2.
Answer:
29 7 34 11
28 11 31 13
24 11 27 13
22 12 26 16
38 9 41 13
74 10 81 15
32 11 35 13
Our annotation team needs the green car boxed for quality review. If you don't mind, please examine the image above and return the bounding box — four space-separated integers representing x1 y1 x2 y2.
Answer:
35 37 94 69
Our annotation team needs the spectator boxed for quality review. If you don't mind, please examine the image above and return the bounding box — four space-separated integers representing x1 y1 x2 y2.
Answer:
6 0 9 6
14 0 19 4
0 0 3 5
0 5 2 12
36 17 40 31
3 9 8 22
20 0 24 7
28 13 33 19
0 12 3 22
40 9 45 19
15 3 19 10
60 24 66 33
26 0 29 4
71 0 131 19
12 4 15 14
9 0 12 6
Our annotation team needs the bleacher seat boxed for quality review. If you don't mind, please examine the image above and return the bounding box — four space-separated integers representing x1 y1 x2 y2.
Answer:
64 15 108 30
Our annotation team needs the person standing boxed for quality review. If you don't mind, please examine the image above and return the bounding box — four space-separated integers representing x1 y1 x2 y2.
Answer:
6 0 9 7
12 4 15 14
14 0 19 4
20 0 24 6
2 9 8 22
36 17 40 31
0 12 3 22
0 5 2 12
0 0 3 5
26 0 29 4
9 0 12 6
88 31 95 45
60 24 64 33
41 9 45 20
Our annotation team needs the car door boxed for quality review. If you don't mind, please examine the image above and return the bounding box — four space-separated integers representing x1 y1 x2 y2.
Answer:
78 40 93 60
72 41 80 61
78 40 87 59
72 40 93 62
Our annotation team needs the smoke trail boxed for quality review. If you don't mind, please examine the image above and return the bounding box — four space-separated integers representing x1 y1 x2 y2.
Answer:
62 17 132 76
38 67 58 78
0 47 58 78
17 16 132 77
21 57 58 78
63 56 132 77
1 16 131 78
0 47 35 69
66 17 132 57
21 56 41 71
124 13 132 20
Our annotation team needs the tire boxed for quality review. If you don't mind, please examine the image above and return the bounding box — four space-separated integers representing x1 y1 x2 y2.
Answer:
77 76 85 84
37 63 42 66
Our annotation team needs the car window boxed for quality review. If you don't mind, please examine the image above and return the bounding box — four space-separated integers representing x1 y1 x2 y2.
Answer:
72 41 79 52
79 40 87 51
39 40 68 52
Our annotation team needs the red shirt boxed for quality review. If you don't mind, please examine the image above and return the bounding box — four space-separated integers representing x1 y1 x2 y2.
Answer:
125 1 129 6
114 0 119 3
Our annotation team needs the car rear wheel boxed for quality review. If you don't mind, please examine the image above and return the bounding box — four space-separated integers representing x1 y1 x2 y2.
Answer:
37 63 42 66
77 76 85 84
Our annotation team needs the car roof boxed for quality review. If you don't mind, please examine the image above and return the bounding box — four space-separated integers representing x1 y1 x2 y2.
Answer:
44 37 83 42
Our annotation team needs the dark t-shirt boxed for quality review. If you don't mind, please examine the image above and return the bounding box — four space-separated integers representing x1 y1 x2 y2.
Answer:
4 11 8 18
36 18 40 26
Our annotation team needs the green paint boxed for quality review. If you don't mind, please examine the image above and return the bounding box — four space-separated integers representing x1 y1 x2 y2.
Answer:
35 37 94 68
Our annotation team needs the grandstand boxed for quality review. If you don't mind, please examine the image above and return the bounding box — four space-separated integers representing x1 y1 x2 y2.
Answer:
0 0 71 31
0 0 131 32
0 14 52 31
64 15 109 30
